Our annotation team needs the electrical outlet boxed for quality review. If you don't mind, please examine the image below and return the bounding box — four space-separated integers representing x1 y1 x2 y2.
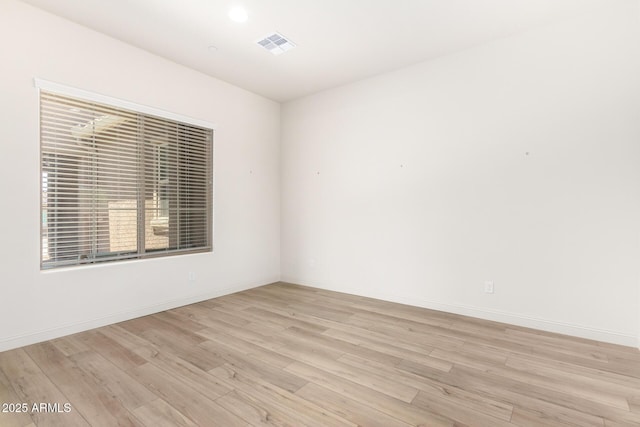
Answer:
188 272 196 282
484 281 494 294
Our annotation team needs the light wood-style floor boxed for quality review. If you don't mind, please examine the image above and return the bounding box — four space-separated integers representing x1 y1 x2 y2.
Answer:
1 282 640 427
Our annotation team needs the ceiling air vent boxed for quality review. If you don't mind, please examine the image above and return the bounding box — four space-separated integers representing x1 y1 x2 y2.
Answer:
257 32 296 56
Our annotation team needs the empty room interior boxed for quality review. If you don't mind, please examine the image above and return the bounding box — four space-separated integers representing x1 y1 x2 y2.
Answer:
1 0 640 425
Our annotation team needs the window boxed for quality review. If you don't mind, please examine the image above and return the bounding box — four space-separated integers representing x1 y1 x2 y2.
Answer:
39 86 213 269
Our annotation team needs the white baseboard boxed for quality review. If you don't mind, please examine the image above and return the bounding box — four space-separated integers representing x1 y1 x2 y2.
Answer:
0 278 278 353
281 276 638 348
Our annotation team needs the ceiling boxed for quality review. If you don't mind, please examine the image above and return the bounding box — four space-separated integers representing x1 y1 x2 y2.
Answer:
21 0 615 102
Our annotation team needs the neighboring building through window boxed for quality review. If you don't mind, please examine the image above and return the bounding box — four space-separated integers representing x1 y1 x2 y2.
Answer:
39 84 213 269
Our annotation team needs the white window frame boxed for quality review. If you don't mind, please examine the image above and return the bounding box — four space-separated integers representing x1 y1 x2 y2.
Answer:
36 79 216 270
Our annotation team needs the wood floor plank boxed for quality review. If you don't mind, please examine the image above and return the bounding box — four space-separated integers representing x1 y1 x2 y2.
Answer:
229 292 292 310
132 399 197 427
295 352 420 403
505 328 612 356
215 389 301 426
603 419 640 427
267 334 347 366
69 351 156 411
208 305 292 335
321 323 443 366
0 347 43 378
284 361 458 426
194 322 282 354
129 362 248 427
509 407 576 427
489 360 629 410
73 330 147 372
345 313 465 351
338 352 513 422
98 325 158 355
285 301 355 323
0 368 36 427
450 364 636 425
245 303 440 356
171 304 252 330
49 336 90 357
403 358 608 426
152 310 209 334
295 382 414 427
242 306 329 334
281 325 405 367
349 308 458 336
118 315 205 348
24 343 144 427
198 339 308 393
196 329 296 369
0 348 90 427
119 325 224 372
629 395 640 413
121 338 232 403
412 389 513 427
210 363 358 427
451 327 620 373
430 346 507 371
505 354 640 398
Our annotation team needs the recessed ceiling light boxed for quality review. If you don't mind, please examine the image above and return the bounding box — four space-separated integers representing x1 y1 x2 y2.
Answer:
228 6 248 23
208 45 218 52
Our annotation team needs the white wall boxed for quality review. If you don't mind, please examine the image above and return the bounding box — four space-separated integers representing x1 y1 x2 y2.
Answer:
0 0 281 351
281 3 640 346
2 1 638 352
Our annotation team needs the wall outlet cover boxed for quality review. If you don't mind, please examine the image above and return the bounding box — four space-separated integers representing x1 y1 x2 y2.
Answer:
484 281 494 294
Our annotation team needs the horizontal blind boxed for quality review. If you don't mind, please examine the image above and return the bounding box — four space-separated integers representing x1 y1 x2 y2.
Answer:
41 91 213 269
